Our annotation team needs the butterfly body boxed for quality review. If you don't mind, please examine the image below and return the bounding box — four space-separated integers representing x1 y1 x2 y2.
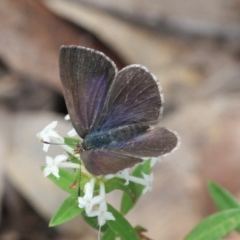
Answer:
59 45 179 175
81 123 150 151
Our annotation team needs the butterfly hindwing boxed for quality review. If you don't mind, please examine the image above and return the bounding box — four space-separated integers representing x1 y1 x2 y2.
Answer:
81 149 142 175
109 127 179 158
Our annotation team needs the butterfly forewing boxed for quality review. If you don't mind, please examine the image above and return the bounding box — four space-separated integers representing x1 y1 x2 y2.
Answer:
94 65 163 131
59 46 117 138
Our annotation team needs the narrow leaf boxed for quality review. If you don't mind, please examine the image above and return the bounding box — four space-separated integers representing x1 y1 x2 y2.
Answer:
105 178 134 198
64 137 80 148
50 194 82 226
82 211 109 232
120 159 151 215
67 151 81 165
208 181 240 209
101 228 116 240
184 208 240 240
208 180 240 232
44 167 76 194
107 204 140 240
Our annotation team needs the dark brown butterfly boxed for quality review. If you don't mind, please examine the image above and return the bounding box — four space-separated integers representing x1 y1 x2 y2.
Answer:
59 46 179 175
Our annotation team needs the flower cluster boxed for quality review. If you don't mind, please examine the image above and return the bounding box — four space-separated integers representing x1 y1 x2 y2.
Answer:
78 179 115 226
37 117 156 229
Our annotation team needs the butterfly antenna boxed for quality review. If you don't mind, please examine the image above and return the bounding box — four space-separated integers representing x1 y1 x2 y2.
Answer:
43 140 78 148
42 141 65 146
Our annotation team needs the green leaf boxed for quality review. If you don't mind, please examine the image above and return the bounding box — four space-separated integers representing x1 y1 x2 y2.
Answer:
208 180 240 232
44 167 76 194
43 160 89 196
49 194 83 226
107 204 140 240
105 178 134 199
101 228 116 240
120 159 151 215
208 181 240 210
132 159 151 177
67 152 81 165
184 208 240 240
64 137 80 148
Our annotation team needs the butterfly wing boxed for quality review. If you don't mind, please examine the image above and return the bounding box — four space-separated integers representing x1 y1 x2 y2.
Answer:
81 149 142 175
94 65 163 131
59 46 117 138
108 127 179 158
59 46 178 175
81 127 178 175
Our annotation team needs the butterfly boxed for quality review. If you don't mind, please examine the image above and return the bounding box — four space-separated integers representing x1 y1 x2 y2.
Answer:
59 46 179 175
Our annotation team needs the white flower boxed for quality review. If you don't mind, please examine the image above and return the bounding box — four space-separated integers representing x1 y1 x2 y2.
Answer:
84 182 115 226
37 121 64 152
116 169 130 185
78 179 103 215
142 172 154 194
67 128 77 137
89 201 115 226
64 114 78 137
99 181 106 199
36 121 77 155
43 155 67 178
150 157 161 167
123 172 154 195
105 174 115 179
64 114 70 120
